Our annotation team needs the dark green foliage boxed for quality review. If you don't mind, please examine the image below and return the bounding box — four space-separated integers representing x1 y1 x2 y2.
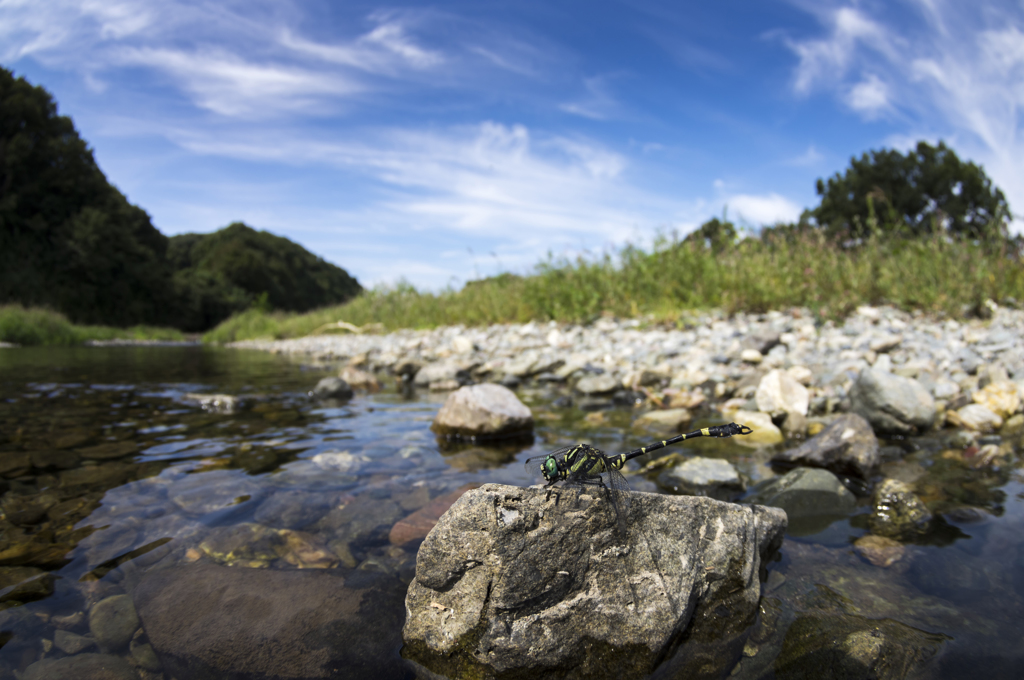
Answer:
0 67 176 326
169 223 361 330
812 141 1011 240
0 68 361 332
682 217 737 253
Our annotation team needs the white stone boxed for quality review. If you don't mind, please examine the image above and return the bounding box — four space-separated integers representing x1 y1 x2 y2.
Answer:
756 369 809 417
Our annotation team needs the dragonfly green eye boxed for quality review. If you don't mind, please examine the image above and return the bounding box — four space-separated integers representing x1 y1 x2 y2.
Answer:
543 457 558 479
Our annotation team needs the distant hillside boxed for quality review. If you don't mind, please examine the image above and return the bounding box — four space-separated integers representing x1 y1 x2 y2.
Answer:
169 223 362 331
0 67 361 331
0 67 175 327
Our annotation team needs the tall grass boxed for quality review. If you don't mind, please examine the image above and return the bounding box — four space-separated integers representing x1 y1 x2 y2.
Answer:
0 305 186 346
204 230 1024 343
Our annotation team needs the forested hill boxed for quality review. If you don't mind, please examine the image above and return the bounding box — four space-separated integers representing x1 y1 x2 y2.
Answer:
0 67 361 331
168 223 362 331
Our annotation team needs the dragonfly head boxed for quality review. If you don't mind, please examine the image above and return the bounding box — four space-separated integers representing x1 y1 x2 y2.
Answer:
541 456 560 482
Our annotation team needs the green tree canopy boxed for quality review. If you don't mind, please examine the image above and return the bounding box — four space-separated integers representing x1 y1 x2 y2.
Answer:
0 67 175 326
812 141 1011 240
169 223 362 330
683 217 738 253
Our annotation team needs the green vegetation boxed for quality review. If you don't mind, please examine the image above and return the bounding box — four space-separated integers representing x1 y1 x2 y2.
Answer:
4 65 1020 346
0 305 185 346
206 228 1024 342
169 223 361 331
1 67 176 327
812 141 1011 240
0 68 361 334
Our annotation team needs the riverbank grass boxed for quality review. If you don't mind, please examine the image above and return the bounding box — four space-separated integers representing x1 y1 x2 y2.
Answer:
0 305 186 346
204 231 1024 343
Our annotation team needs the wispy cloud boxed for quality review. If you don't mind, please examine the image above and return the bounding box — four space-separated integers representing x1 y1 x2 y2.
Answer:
560 75 623 120
784 1 1024 226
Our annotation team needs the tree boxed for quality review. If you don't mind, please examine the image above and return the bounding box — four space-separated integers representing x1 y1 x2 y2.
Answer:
812 141 1011 240
0 67 176 326
683 216 737 253
169 223 362 330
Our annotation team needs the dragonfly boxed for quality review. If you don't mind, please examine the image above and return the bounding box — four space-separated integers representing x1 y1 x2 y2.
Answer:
524 422 753 530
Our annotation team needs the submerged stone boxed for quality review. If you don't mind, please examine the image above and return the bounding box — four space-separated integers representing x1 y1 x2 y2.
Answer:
403 483 786 679
133 562 407 680
868 478 932 540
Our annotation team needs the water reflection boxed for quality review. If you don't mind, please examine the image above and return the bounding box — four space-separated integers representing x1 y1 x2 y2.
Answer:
0 346 1022 678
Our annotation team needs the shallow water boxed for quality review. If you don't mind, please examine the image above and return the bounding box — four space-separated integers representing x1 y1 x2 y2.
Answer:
0 346 1022 679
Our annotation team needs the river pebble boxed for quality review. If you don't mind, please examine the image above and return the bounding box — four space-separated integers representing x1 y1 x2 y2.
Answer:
228 304 1024 448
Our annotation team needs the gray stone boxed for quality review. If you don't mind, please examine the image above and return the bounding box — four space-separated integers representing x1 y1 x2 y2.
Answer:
130 641 163 672
430 383 533 439
311 376 353 400
89 594 140 652
0 566 54 603
133 562 407 680
663 456 743 500
747 468 856 535
23 654 137 680
252 489 338 529
849 368 936 434
574 373 620 395
53 629 96 654
403 483 786 680
633 408 692 432
413 360 472 386
868 478 932 540
772 413 879 479
168 470 262 515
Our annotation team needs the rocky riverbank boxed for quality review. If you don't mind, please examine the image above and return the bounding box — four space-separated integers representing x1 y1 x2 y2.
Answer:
231 304 1024 444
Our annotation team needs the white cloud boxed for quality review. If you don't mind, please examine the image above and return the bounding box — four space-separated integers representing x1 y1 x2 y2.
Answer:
727 193 803 226
786 1 1024 230
559 75 622 120
845 74 889 116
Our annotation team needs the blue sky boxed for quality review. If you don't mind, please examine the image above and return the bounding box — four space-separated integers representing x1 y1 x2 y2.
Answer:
3 0 1023 289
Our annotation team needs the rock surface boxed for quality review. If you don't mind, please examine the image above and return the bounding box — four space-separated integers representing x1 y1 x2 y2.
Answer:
403 483 786 679
849 368 936 434
88 594 139 652
756 369 810 418
771 413 879 479
868 478 932 540
133 562 407 680
430 383 533 439
662 456 744 500
311 376 353 400
633 407 692 432
747 468 856 535
22 653 137 680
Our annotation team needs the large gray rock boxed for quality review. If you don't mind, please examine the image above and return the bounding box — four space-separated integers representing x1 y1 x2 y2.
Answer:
403 483 786 679
849 368 936 434
430 383 533 439
133 562 407 680
771 413 879 479
747 468 856 536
